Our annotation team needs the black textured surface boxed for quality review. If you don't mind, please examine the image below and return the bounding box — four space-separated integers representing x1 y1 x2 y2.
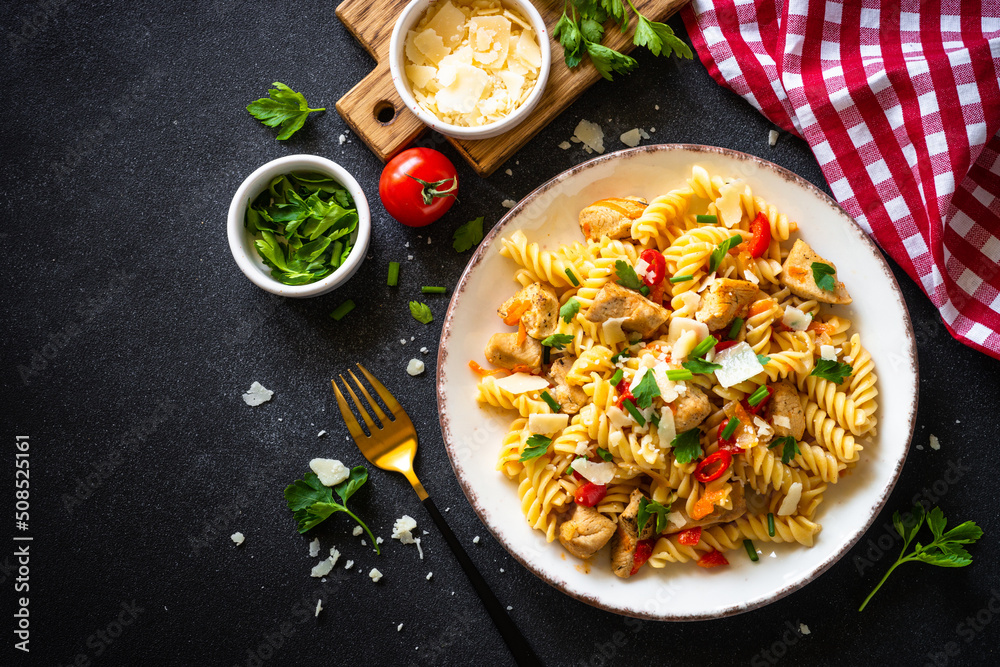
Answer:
3 2 999 666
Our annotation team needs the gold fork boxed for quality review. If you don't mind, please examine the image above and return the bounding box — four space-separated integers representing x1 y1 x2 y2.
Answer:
333 364 541 667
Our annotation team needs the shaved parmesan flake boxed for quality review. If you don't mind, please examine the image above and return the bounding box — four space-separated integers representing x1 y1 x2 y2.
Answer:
493 372 549 394
777 482 803 516
558 141 572 150
231 532 244 546
527 412 569 435
820 345 836 361
242 381 273 406
634 258 649 279
572 458 615 485
657 407 676 447
620 128 644 148
667 317 710 345
571 119 605 154
407 358 426 375
769 130 779 146
716 181 744 228
929 434 940 450
773 415 791 429
392 515 419 545
309 538 320 558
311 558 335 578
310 458 350 486
672 329 699 361
714 341 765 388
753 416 774 440
602 317 629 345
667 511 686 529
782 306 811 331
369 568 383 583
743 269 760 285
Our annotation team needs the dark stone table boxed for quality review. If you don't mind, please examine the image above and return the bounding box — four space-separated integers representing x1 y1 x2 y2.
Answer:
3 2 998 665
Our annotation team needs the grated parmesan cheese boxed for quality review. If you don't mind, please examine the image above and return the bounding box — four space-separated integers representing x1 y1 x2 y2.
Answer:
773 415 791 429
570 119 605 154
241 381 273 406
369 568 383 583
353 525 363 537
620 128 643 148
427 572 433 580
501 199 517 208
310 458 350 487
473 535 480 544
309 538 320 557
777 482 803 516
769 130 779 146
315 600 323 617
311 558 335 578
799 622 811 635
929 434 940 450
558 140 571 150
231 532 245 546
392 515 419 544
407 358 426 376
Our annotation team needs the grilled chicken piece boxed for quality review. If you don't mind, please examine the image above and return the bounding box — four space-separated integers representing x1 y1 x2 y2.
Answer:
663 483 747 534
768 380 806 440
780 239 852 305
610 489 656 578
497 283 560 340
670 384 712 433
548 357 588 414
695 278 759 331
578 197 647 242
585 282 670 338
559 504 617 559
484 333 543 371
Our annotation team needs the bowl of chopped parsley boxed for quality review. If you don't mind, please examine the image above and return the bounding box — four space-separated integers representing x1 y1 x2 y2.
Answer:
227 154 371 297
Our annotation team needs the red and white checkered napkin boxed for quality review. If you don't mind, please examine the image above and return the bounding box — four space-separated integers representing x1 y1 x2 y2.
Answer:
682 0 1000 359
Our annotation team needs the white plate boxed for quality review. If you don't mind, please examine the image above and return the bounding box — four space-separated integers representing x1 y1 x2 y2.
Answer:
436 145 917 620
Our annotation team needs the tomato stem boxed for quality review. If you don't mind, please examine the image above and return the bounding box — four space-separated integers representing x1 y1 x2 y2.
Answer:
406 173 459 205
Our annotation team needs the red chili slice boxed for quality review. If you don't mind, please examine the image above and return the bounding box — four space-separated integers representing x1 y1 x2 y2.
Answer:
714 340 739 352
677 527 702 546
639 249 666 287
630 537 657 575
696 550 730 568
694 450 734 483
574 482 607 507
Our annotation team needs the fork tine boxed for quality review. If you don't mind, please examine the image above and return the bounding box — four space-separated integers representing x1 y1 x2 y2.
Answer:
331 379 367 441
348 369 390 424
356 363 403 415
340 375 377 431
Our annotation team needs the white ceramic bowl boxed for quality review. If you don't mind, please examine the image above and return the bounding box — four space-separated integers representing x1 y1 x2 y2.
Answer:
227 154 371 298
389 0 551 140
437 144 918 620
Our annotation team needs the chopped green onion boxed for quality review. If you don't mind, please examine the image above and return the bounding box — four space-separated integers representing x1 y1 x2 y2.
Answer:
610 369 624 386
743 539 759 562
668 274 694 284
421 286 447 294
767 513 775 537
565 268 580 286
329 300 355 321
728 317 744 340
757 354 771 366
666 369 693 381
721 417 740 441
650 412 660 428
709 234 744 272
747 385 770 407
597 448 613 462
565 465 574 476
542 345 551 366
696 214 718 224
541 391 560 412
689 335 718 360
387 262 400 287
611 349 631 363
622 399 645 426
639 285 651 296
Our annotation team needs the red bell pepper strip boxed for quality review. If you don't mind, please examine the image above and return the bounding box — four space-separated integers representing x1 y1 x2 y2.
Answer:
696 550 730 568
630 537 657 575
742 212 771 258
574 482 607 507
677 527 702 546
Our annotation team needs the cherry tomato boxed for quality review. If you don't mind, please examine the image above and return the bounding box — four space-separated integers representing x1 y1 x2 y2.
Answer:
379 148 458 226
574 482 608 507
630 538 657 575
677 527 702 546
693 450 734 483
740 212 772 258
696 549 730 568
639 249 666 286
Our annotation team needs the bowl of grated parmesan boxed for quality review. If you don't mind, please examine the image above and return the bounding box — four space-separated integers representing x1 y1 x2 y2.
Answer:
389 0 551 140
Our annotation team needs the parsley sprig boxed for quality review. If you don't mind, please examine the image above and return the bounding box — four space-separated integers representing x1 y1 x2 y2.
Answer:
453 217 484 252
560 298 581 323
614 260 644 290
520 434 553 462
671 429 702 464
637 497 671 534
811 359 853 384
284 469 379 552
246 82 325 140
811 262 836 291
553 0 692 80
859 505 983 611
768 435 800 464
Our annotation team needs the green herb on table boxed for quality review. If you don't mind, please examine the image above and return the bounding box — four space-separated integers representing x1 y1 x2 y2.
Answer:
553 0 692 81
329 300 355 321
409 301 433 324
245 171 358 285
519 434 552 462
387 262 400 287
421 286 447 294
453 216 484 252
859 505 983 611
246 82 325 140
284 469 379 552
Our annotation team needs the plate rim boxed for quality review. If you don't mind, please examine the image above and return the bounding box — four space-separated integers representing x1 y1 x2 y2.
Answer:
435 143 918 620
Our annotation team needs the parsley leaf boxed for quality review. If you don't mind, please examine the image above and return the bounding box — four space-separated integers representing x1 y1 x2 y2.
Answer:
683 357 722 375
452 216 484 252
585 40 638 80
757 354 772 366
860 505 983 611
633 15 693 58
597 448 613 462
409 301 433 324
768 436 800 464
542 333 573 349
580 16 605 43
560 297 581 323
709 234 745 272
519 434 552 462
637 497 671 535
811 359 854 384
553 9 583 68
811 262 836 291
631 371 661 409
671 429 702 464
283 469 379 551
615 259 644 290
246 82 325 140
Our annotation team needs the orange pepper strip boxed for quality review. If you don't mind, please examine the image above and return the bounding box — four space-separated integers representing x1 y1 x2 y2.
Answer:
748 298 775 318
595 198 642 219
502 300 531 326
807 320 834 335
516 321 527 345
690 488 727 520
468 360 507 377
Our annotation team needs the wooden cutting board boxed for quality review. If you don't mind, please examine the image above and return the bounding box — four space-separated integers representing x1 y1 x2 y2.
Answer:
335 0 689 177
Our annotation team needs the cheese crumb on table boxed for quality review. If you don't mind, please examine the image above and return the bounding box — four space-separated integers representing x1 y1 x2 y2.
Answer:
311 558 335 578
317 430 327 437
473 535 480 544
329 547 340 567
397 623 404 632
769 129 779 146
315 600 323 617
376 537 384 545
353 525 364 537
309 538 320 558
505 168 512 176
230 532 245 546
929 434 940 450
310 458 350 486
392 515 419 544
241 381 273 406
501 199 516 208
407 359 426 376
345 560 354 570
799 623 811 635
558 141 571 150
570 119 604 154
426 572 433 580
415 537 424 560
369 568 383 583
